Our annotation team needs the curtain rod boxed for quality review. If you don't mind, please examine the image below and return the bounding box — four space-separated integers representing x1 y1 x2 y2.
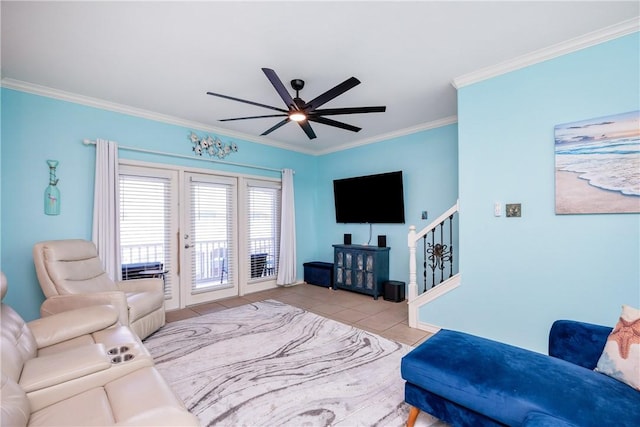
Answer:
82 139 290 174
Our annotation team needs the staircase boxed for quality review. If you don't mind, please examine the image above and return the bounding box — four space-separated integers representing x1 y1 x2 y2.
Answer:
407 200 460 331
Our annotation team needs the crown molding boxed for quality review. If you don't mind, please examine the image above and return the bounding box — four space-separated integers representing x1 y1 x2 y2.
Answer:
452 17 640 89
1 77 457 156
315 115 459 155
0 78 318 155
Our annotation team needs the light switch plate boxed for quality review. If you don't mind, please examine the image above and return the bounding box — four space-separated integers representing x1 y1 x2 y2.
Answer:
506 203 521 217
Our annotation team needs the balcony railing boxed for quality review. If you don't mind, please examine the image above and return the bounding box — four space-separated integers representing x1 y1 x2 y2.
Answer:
121 243 164 265
121 238 277 284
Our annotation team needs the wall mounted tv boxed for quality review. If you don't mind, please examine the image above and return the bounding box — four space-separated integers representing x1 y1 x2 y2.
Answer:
333 171 405 224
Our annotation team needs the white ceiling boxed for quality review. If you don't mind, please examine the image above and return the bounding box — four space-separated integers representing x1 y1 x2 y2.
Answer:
2 1 638 154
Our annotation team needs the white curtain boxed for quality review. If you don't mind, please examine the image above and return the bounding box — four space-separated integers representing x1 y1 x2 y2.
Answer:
92 139 121 280
277 168 296 286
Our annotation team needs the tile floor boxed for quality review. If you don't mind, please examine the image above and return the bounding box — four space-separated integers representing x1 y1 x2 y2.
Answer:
165 282 433 347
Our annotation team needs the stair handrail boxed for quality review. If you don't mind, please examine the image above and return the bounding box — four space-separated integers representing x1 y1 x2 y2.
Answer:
407 200 459 300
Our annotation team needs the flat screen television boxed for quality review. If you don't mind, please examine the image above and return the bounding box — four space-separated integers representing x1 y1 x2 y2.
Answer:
333 171 405 224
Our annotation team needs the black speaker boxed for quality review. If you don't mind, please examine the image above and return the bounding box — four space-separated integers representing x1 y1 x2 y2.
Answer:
377 235 386 248
344 233 352 245
384 281 405 302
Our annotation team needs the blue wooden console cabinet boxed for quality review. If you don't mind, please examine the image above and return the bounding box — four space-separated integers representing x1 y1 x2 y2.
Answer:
333 244 390 299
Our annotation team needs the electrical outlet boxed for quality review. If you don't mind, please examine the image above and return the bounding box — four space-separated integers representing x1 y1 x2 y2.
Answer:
506 203 521 217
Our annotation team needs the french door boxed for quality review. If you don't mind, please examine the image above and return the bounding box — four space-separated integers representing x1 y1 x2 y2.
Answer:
119 163 281 310
182 172 238 305
119 165 181 310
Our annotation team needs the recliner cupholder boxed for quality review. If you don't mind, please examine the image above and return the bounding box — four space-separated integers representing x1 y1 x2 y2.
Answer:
107 343 136 363
111 353 135 363
107 345 130 355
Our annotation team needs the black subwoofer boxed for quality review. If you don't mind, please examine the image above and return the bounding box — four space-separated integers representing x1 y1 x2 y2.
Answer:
383 280 405 302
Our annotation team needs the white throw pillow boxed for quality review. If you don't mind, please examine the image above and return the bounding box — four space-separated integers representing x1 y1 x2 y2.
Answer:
595 304 640 390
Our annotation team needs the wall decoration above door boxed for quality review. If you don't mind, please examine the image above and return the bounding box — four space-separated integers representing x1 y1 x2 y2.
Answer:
189 131 238 159
554 110 639 214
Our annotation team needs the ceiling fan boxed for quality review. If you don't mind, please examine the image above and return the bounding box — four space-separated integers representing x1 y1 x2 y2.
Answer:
206 68 386 140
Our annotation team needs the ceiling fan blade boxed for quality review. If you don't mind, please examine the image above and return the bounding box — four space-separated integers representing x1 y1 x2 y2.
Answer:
206 91 288 113
308 116 361 133
303 77 360 111
220 114 288 122
261 118 290 136
311 106 386 116
262 68 297 110
297 121 317 140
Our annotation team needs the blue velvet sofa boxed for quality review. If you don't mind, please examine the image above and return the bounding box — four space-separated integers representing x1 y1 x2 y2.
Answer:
401 320 640 426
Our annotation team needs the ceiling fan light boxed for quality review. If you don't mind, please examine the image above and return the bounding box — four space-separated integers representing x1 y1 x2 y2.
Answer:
289 112 306 122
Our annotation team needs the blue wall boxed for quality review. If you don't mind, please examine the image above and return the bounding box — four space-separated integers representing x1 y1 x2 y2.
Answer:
3 32 637 354
314 126 459 286
0 89 319 320
421 33 640 352
1 88 457 322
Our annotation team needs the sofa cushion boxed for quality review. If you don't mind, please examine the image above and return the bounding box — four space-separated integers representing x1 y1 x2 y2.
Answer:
401 329 640 427
595 305 640 390
549 320 611 369
1 305 38 381
0 374 30 427
104 367 190 423
19 344 110 393
28 387 115 426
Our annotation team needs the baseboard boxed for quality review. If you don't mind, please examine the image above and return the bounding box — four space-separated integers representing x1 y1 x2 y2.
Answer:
410 273 462 307
416 321 442 335
408 273 461 329
278 280 305 288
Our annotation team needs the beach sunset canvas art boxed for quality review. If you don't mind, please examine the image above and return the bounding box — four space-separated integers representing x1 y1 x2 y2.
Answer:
555 111 640 214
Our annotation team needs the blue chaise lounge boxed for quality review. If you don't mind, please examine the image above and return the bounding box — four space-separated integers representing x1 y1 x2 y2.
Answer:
401 320 640 426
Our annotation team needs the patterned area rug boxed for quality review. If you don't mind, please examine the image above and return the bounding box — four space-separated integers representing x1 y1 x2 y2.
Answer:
144 299 442 427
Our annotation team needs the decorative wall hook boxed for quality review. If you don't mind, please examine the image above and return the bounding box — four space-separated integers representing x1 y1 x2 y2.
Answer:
188 131 238 159
44 160 60 215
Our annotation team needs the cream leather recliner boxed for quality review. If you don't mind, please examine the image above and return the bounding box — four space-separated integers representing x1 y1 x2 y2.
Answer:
33 239 166 340
0 272 199 426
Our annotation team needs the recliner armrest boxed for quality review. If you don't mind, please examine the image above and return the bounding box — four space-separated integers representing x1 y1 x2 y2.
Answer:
28 305 119 349
19 344 111 393
40 292 129 326
548 320 612 369
116 278 163 294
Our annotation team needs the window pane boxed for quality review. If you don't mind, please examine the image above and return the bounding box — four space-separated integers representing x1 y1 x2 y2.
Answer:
190 180 234 291
119 174 172 299
248 184 281 279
